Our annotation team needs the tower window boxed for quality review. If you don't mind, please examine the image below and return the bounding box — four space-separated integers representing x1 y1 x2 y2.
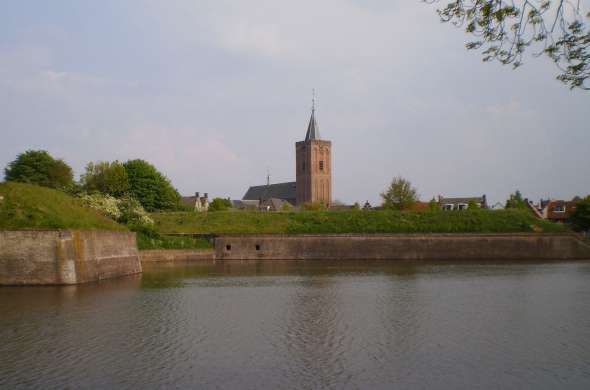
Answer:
319 161 324 171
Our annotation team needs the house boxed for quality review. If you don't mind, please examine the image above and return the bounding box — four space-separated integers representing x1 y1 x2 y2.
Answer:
181 192 209 212
438 195 488 210
541 199 578 222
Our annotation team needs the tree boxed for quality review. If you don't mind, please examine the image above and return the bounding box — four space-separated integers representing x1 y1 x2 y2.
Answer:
381 177 418 210
4 150 73 189
81 161 129 197
426 0 590 90
571 195 590 231
208 197 232 211
505 190 527 208
123 159 181 211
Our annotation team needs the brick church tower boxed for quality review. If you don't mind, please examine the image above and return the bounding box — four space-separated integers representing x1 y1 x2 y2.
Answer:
296 99 332 206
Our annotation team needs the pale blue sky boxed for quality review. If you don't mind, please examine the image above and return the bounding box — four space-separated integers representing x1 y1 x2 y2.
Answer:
1 0 588 205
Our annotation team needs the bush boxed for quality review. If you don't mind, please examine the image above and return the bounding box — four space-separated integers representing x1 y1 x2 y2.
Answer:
79 193 154 225
209 197 232 211
4 150 73 190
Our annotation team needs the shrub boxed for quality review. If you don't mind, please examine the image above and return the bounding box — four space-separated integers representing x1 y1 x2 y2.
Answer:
209 197 232 211
79 193 153 225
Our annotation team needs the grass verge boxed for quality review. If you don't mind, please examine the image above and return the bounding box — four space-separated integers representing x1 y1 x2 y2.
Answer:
150 209 565 234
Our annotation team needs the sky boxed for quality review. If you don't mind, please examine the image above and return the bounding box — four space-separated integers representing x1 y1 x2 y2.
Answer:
1 0 588 205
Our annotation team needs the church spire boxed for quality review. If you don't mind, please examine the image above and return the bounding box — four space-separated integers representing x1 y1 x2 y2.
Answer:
305 89 320 141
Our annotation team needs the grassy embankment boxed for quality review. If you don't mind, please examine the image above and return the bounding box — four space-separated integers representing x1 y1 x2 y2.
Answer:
151 208 566 234
0 182 211 250
0 181 125 231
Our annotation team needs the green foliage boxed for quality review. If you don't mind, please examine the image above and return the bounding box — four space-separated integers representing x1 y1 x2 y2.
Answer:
123 159 181 211
150 209 564 234
505 190 527 209
468 200 479 209
429 0 590 90
571 196 590 231
79 193 154 225
208 197 232 211
81 161 129 197
281 202 292 211
352 202 361 210
302 202 327 211
4 150 74 190
0 182 125 230
381 176 418 210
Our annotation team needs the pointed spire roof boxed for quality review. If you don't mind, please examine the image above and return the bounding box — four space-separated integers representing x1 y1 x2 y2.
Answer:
305 108 320 141
305 90 320 141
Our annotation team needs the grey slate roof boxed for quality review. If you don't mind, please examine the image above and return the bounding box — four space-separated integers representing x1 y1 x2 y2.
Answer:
305 109 320 141
243 182 296 204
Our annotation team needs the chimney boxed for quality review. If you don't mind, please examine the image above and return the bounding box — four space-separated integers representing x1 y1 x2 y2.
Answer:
195 192 200 198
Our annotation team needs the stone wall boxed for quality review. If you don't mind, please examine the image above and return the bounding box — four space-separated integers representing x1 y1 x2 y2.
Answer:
0 230 142 285
140 249 215 263
215 233 590 261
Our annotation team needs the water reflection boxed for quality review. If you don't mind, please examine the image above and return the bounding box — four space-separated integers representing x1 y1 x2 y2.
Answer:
1 260 590 389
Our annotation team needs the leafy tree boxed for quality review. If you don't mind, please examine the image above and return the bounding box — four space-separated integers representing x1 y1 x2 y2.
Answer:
571 195 590 231
208 197 232 211
426 0 590 90
4 150 73 189
468 199 479 209
505 190 527 209
123 159 181 211
81 161 129 197
381 176 419 210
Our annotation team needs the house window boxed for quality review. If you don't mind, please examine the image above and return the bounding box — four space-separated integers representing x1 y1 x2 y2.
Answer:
552 205 565 212
457 203 467 210
443 204 453 210
319 161 324 171
255 244 261 251
226 244 232 251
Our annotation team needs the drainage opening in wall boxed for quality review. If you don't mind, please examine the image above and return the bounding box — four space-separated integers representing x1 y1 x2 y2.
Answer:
226 244 231 251
255 244 261 251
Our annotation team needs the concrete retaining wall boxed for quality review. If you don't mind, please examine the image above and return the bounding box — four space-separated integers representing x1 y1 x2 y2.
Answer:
215 233 590 261
140 249 215 263
0 230 142 285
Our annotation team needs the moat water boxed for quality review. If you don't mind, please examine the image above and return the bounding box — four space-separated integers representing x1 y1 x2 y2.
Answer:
1 260 590 389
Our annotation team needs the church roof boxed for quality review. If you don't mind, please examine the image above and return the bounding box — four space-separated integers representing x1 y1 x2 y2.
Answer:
243 181 297 203
305 108 320 141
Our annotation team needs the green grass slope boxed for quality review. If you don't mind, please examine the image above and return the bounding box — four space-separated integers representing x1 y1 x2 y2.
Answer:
151 209 565 234
0 181 125 231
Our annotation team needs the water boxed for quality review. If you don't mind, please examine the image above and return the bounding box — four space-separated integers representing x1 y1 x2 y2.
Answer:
2 260 590 389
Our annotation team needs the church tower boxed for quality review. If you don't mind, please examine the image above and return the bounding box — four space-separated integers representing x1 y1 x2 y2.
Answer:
296 96 332 206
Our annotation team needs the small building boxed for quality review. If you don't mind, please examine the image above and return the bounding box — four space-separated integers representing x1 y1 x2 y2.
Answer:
439 195 488 210
181 192 209 212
